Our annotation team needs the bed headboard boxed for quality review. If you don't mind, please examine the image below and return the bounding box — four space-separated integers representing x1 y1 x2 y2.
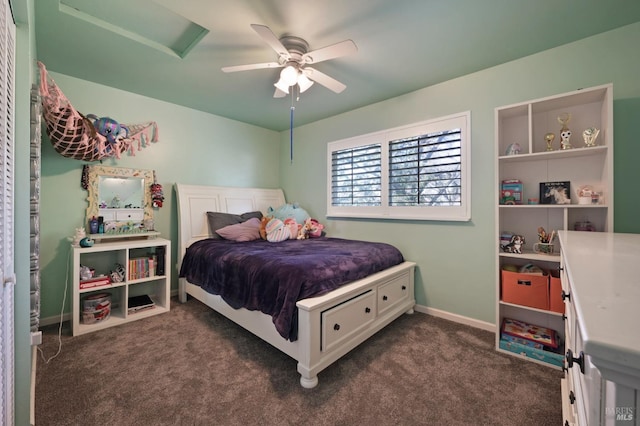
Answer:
175 183 286 262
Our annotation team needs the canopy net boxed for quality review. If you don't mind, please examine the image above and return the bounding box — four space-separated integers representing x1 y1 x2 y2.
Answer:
38 61 159 162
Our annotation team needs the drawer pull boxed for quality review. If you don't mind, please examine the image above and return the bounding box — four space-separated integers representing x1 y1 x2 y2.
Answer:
365 307 371 313
561 290 571 302
569 390 575 404
382 295 388 301
333 323 340 331
517 279 531 286
565 349 585 374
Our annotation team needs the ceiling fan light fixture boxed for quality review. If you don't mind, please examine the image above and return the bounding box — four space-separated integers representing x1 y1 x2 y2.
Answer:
297 73 314 93
280 65 299 87
274 79 290 94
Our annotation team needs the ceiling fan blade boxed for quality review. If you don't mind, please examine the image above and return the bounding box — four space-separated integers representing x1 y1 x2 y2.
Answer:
304 67 346 93
221 62 282 73
302 39 357 64
273 87 287 98
250 24 290 60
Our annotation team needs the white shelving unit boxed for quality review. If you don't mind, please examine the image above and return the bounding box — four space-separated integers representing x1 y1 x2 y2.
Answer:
494 84 613 368
71 237 171 336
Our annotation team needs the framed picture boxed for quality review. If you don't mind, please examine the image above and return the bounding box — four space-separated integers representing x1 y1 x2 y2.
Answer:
540 181 571 204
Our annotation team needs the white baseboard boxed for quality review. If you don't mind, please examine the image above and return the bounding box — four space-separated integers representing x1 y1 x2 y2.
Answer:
40 297 496 334
414 304 496 333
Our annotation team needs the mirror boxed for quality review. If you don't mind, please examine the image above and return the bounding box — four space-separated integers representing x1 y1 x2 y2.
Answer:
85 165 154 233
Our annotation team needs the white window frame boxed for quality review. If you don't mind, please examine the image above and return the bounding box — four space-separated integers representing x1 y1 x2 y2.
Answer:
327 111 471 221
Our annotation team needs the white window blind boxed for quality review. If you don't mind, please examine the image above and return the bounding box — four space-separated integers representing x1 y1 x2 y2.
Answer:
388 128 462 206
0 0 15 423
331 143 382 206
327 112 470 221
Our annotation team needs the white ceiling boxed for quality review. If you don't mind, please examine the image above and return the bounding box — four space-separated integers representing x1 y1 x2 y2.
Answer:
34 0 640 131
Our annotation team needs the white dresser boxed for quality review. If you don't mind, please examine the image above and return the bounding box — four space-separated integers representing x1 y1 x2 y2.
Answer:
559 231 640 425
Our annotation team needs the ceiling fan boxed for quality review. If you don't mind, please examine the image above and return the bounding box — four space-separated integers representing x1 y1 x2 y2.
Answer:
222 24 357 98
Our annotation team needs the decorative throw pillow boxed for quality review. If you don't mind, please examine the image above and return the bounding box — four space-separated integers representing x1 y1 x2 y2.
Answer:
215 217 261 242
206 211 263 239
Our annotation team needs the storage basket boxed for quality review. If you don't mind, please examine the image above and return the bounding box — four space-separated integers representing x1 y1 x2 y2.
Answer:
501 269 549 310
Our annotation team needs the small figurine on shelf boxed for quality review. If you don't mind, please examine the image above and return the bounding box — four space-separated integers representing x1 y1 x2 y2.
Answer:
544 133 555 151
69 227 86 247
501 234 525 254
505 143 521 156
582 127 600 147
558 112 572 150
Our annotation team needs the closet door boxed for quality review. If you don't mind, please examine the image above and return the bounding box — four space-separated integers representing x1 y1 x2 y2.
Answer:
0 0 16 423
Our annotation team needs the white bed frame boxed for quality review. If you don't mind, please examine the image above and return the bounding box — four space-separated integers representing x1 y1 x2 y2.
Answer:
175 183 416 388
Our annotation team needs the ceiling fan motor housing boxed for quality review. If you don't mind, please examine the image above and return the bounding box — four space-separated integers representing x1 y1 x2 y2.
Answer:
279 36 309 64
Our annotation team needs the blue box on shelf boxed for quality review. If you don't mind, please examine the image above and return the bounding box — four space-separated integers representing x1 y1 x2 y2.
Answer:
499 339 564 368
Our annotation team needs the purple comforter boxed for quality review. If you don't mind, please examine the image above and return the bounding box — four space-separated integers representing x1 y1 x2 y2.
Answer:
178 237 404 341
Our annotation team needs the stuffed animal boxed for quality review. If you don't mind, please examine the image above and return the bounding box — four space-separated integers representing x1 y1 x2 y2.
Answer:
259 216 269 240
307 218 324 238
267 203 310 224
283 218 300 240
86 114 129 144
265 218 291 242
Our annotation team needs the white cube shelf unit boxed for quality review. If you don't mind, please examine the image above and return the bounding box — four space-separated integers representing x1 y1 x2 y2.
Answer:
494 84 613 368
71 237 171 336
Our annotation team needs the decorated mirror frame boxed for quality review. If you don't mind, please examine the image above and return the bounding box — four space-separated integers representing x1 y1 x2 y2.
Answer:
85 165 154 234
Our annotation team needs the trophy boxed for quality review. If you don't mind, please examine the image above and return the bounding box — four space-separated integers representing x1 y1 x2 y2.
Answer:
557 112 572 150
582 127 600 147
544 133 555 151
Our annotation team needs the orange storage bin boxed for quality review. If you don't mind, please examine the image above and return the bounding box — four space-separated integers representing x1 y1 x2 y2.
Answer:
549 271 564 314
501 269 549 310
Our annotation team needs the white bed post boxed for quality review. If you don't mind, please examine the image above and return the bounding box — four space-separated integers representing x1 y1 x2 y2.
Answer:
295 305 320 388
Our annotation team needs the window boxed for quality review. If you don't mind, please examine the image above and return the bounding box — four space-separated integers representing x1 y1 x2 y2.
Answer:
327 112 470 221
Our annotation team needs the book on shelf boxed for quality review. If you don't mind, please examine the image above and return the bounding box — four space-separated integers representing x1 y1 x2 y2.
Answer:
79 275 111 289
128 256 156 280
128 294 155 314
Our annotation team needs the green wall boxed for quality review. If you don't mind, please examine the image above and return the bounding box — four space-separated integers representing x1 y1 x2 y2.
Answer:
11 8 639 424
39 74 281 320
279 22 640 325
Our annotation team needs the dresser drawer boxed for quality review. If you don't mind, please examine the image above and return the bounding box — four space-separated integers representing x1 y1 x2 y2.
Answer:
561 377 577 426
377 273 410 316
98 209 117 222
322 290 376 352
115 209 144 221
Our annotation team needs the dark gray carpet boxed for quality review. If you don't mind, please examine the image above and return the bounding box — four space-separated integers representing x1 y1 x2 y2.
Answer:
35 297 562 425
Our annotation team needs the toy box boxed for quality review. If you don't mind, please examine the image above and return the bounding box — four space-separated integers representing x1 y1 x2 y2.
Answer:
499 339 564 368
501 317 559 349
